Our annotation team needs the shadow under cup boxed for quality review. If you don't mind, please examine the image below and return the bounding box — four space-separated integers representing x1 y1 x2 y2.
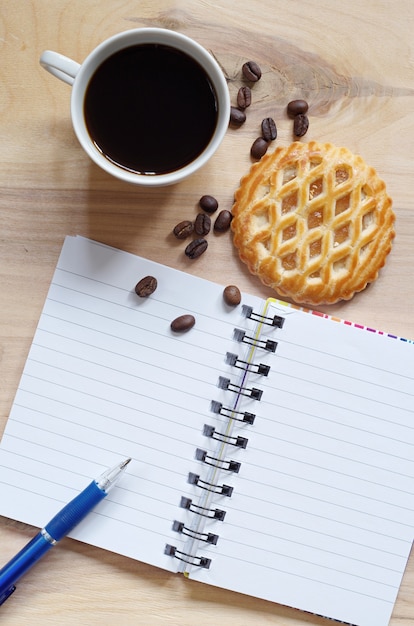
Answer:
71 31 230 186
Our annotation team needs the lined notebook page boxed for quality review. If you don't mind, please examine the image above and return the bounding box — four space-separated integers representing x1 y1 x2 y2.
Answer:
0 236 413 626
186 299 414 626
0 236 262 569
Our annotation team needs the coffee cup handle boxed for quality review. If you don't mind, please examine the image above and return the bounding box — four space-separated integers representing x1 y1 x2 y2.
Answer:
39 50 81 86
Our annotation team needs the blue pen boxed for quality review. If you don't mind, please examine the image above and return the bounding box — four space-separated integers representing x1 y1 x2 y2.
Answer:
0 457 131 605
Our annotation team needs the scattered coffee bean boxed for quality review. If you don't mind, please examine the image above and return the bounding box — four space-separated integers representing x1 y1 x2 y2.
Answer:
230 106 246 126
199 194 218 214
214 210 233 232
287 99 309 117
194 212 211 236
185 238 208 259
171 314 196 332
293 113 309 137
223 285 241 306
261 117 277 141
173 219 194 239
242 60 262 82
135 275 157 297
237 85 252 109
250 137 269 160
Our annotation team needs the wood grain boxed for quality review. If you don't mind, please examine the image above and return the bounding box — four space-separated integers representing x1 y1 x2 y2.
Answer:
1 1 413 624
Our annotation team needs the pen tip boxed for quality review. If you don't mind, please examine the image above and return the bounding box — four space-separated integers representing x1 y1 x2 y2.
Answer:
121 457 132 469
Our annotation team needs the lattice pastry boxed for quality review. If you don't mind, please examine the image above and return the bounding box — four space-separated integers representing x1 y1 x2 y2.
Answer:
231 141 395 305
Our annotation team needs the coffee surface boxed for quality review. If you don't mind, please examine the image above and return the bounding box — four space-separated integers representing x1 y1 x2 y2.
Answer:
84 44 218 175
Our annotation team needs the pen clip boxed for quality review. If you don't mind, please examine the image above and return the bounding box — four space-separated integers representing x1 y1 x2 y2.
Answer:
0 584 16 605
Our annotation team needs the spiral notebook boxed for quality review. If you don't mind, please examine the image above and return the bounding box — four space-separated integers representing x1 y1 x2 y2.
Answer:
0 235 413 626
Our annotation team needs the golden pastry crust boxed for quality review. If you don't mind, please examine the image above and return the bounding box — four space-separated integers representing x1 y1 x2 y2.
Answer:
231 141 395 305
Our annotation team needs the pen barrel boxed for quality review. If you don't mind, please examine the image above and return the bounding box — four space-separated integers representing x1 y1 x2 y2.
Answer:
0 533 52 596
45 481 106 541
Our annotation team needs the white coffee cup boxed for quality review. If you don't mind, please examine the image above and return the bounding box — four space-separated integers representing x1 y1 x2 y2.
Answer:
40 28 230 186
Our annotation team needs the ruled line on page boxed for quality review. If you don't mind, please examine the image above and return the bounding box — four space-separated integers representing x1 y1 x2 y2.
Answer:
226 507 407 557
25 356 216 410
16 375 215 431
218 531 402 583
276 351 414 395
202 546 398 602
0 475 186 545
275 336 414 384
258 367 413 422
13 396 205 441
50 273 241 340
254 395 414 448
243 445 414 499
0 452 187 518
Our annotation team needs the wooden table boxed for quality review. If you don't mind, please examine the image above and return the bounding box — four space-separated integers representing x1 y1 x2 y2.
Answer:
1 1 413 624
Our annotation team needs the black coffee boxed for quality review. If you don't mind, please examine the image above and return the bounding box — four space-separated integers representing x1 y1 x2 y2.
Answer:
84 44 218 175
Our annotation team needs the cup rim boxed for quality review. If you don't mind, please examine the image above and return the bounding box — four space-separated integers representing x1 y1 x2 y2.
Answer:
70 28 230 186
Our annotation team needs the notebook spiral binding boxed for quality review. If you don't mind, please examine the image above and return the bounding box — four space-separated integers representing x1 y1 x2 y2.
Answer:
233 327 278 353
172 520 219 545
217 375 263 400
203 424 248 448
195 447 242 472
242 304 285 328
179 496 226 521
187 471 234 496
225 351 271 376
210 400 256 424
166 300 284 573
164 544 212 569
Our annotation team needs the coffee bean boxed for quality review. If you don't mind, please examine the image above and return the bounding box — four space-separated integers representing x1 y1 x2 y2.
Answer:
214 210 233 232
194 212 211 236
261 117 277 141
185 238 208 259
230 106 246 126
287 99 309 117
135 275 157 297
223 285 241 306
293 113 309 137
237 86 252 109
251 137 269 160
242 60 262 82
199 194 218 214
171 314 195 332
173 220 194 239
